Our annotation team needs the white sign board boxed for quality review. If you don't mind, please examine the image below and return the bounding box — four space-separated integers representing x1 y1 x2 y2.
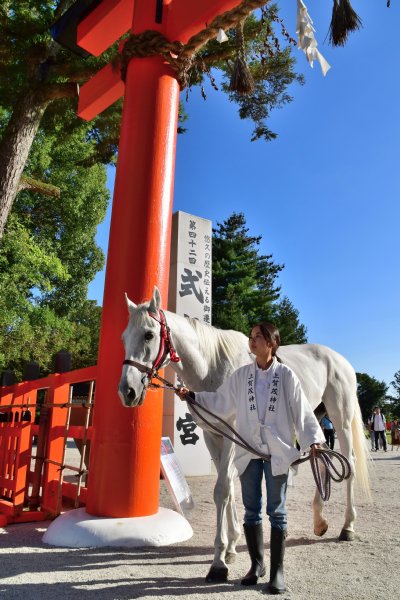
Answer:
172 210 212 323
160 437 194 517
166 211 213 475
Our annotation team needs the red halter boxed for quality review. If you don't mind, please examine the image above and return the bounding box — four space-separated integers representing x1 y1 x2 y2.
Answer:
122 308 180 384
146 309 180 371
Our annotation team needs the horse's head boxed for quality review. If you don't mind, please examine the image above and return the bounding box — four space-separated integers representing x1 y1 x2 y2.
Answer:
118 286 164 407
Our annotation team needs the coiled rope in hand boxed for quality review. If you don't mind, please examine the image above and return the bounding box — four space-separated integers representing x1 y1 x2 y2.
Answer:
292 447 351 501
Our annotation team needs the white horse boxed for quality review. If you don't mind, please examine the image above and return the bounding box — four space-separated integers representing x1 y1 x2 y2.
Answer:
118 287 370 582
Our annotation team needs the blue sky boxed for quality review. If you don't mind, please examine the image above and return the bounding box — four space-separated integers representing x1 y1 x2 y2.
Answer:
88 1 400 393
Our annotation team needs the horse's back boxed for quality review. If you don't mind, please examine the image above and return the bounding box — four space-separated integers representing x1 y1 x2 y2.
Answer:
276 344 357 412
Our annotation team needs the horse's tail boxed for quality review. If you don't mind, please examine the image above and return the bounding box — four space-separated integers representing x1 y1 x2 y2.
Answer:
352 396 372 501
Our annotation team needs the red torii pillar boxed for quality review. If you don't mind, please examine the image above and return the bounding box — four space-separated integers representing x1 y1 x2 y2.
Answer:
71 0 247 520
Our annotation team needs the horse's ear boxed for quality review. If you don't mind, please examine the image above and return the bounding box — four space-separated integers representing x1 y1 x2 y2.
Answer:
125 292 137 314
149 286 161 313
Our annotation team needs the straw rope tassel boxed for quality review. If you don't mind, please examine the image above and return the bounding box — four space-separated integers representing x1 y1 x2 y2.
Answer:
329 0 362 46
229 21 255 95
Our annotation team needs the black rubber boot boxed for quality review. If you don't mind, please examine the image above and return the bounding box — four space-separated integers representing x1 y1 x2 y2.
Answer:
263 527 287 595
241 523 266 585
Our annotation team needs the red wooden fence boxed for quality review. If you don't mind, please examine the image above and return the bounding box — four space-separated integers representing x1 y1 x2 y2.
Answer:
0 366 96 526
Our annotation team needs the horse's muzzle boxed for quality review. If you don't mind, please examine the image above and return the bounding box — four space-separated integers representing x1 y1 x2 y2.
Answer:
118 384 146 407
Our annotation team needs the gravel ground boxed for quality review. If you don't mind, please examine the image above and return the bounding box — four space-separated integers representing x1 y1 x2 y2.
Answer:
1 447 399 600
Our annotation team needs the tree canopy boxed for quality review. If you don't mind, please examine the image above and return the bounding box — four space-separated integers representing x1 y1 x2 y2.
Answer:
212 212 307 343
388 370 400 417
0 0 123 237
0 1 304 238
0 103 109 379
355 370 400 421
356 372 388 422
390 371 400 398
195 8 304 142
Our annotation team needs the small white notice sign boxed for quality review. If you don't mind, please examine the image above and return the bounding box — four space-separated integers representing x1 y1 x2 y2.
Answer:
160 437 195 517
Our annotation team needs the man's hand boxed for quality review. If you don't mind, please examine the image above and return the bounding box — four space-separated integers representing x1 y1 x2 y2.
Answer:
310 443 321 457
176 386 190 400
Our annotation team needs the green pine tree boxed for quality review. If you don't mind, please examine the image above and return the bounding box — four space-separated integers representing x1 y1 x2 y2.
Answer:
389 370 400 417
272 296 307 345
212 212 307 344
356 372 388 422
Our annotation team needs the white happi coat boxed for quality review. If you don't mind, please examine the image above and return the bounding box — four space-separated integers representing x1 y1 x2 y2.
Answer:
191 357 325 476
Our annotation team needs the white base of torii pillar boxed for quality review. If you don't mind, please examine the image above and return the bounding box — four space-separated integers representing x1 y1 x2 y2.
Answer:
42 507 192 548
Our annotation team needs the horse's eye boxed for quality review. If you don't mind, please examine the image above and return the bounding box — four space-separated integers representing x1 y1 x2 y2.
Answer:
144 331 154 341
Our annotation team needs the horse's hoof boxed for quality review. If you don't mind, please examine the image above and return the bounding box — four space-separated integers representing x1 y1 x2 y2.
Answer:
262 582 286 595
225 551 237 564
205 566 228 583
314 524 328 537
338 529 354 541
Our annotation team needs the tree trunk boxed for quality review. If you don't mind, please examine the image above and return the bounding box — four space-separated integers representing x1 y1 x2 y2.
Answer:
0 90 49 238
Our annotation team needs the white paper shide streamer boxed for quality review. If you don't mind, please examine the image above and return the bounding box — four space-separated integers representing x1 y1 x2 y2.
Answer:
216 28 229 43
296 0 331 76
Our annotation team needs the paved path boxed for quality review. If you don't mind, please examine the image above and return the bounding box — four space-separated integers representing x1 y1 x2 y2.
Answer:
1 448 399 599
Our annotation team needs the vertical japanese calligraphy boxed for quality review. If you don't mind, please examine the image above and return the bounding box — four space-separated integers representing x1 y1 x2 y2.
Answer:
166 211 213 475
175 212 212 325
268 372 280 413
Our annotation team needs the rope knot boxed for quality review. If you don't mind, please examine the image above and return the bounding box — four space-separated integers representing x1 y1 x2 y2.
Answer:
119 30 189 86
113 1 271 91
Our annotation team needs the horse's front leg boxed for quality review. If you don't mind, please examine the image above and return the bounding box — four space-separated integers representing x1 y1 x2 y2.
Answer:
224 444 241 565
225 483 241 564
203 433 236 583
208 470 230 582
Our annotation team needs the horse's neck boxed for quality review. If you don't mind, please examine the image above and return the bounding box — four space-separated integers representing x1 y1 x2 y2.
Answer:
165 312 243 392
165 312 212 390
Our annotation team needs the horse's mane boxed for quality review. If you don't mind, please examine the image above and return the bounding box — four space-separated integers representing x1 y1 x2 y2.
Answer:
130 300 249 369
185 316 248 369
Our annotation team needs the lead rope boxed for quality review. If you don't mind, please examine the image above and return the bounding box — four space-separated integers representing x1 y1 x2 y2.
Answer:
124 361 351 500
187 395 351 501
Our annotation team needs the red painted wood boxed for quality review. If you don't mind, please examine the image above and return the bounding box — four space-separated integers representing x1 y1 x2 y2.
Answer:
76 0 243 520
77 0 134 56
86 55 180 518
165 0 244 43
130 0 164 33
78 62 124 121
40 377 70 515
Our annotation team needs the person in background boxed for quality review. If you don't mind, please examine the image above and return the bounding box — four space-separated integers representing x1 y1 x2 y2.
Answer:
367 415 375 450
177 321 325 594
320 415 335 450
370 407 387 452
390 416 400 451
